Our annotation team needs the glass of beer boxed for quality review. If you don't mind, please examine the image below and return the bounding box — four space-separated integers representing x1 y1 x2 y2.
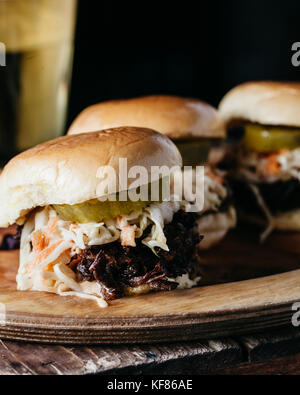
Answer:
0 0 77 164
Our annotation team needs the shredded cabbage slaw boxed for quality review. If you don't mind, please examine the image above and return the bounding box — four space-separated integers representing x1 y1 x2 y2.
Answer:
237 147 300 183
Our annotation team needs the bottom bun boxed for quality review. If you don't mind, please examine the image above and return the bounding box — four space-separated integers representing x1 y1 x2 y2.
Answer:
197 206 237 249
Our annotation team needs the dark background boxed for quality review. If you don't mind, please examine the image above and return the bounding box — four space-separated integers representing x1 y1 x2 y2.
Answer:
67 0 300 127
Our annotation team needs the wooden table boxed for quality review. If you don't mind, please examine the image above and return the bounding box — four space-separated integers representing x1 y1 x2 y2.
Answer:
1 226 300 374
0 326 300 375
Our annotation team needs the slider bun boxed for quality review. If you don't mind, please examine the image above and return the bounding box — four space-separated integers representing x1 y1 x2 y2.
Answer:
0 127 182 227
68 95 225 139
219 81 300 128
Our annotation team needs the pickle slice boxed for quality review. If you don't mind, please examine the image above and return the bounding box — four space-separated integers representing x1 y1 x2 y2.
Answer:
53 179 166 223
53 199 148 223
176 139 211 165
243 124 300 153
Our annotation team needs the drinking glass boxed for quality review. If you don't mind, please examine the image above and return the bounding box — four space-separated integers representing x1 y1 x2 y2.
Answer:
0 0 77 164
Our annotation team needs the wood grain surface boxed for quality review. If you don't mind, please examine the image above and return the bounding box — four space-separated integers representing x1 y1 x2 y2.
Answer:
0 338 243 375
0 225 300 344
1 327 300 374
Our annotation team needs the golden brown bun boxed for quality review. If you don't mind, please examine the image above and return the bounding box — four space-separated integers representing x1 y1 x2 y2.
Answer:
68 95 225 139
0 127 182 227
219 81 300 128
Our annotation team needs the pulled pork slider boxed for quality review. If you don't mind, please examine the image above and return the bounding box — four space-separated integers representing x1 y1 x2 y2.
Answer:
0 127 203 307
219 81 300 240
68 95 236 249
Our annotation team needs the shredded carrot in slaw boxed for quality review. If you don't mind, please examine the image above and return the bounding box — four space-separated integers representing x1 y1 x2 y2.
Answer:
33 240 63 266
46 217 59 238
264 149 288 175
32 230 49 253
206 169 225 185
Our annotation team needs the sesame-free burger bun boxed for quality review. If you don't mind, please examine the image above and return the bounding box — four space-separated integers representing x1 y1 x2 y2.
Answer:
68 95 225 139
219 81 300 128
0 127 182 227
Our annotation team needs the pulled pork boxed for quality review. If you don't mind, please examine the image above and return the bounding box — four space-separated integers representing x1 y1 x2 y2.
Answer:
230 178 300 216
70 211 202 301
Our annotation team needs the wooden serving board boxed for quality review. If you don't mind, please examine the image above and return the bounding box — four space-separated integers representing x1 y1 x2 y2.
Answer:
0 225 300 345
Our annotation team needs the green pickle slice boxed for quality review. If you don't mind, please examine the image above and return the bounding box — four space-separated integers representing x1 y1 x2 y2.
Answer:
53 180 166 223
243 124 300 153
53 199 148 223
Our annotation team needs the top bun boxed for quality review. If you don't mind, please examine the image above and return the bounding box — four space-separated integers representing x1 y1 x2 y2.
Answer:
68 95 225 139
219 81 300 128
0 127 182 227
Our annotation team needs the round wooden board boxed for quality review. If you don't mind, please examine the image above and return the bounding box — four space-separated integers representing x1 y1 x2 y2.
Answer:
0 227 300 344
